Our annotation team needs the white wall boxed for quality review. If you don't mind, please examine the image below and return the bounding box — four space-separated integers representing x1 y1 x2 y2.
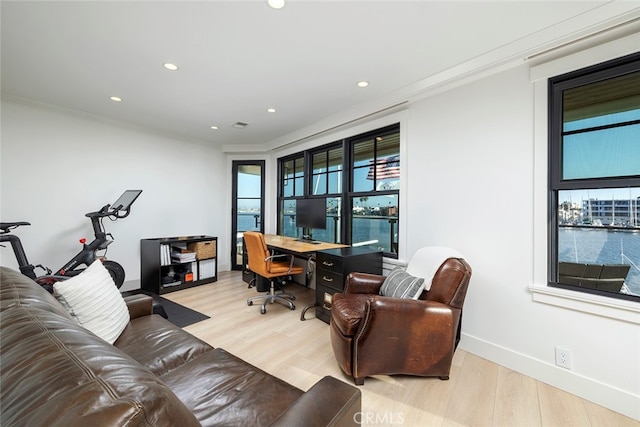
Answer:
404 65 639 419
0 98 229 287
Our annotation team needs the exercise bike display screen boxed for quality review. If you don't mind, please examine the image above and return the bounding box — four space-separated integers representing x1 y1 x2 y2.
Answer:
112 190 142 211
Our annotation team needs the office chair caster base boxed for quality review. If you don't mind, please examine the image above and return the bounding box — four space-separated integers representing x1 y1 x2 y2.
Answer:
271 295 295 311
249 293 295 314
279 292 295 301
259 299 295 314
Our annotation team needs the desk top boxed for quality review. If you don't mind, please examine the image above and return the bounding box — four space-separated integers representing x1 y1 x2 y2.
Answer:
264 234 347 254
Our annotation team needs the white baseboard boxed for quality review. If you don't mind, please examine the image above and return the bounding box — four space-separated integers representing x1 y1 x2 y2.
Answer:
459 333 640 421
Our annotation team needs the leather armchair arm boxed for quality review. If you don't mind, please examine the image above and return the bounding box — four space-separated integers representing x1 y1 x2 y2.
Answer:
270 376 361 427
123 294 153 319
344 272 386 294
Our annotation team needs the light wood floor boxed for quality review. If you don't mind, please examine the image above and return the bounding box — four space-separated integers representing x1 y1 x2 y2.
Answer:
163 271 639 427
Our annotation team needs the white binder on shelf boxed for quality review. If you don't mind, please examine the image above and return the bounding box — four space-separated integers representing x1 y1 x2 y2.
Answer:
161 243 171 266
199 258 216 279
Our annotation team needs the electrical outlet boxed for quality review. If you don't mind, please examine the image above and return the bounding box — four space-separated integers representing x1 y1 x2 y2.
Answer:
555 346 572 369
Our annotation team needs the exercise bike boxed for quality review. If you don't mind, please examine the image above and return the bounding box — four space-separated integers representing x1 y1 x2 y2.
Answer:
0 190 142 291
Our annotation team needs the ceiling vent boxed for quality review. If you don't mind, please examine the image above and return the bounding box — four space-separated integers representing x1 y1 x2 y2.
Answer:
231 122 248 129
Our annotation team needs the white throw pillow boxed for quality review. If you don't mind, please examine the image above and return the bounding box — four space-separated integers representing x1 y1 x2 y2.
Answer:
379 267 425 300
53 260 129 344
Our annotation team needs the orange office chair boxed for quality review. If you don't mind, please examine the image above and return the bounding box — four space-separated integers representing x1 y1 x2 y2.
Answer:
243 232 304 314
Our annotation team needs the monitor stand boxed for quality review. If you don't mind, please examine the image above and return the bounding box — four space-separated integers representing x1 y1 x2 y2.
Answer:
295 231 321 244
295 239 321 244
295 237 321 244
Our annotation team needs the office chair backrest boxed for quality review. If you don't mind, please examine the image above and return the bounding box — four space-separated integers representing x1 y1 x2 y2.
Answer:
243 232 271 276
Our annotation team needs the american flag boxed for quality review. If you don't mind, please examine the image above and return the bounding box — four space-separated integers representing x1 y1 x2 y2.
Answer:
367 155 400 180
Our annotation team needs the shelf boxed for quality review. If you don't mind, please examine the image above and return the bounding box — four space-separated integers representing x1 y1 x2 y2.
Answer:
141 236 217 295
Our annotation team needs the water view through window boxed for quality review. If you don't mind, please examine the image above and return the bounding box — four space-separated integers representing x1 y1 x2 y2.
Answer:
557 188 640 296
276 194 399 254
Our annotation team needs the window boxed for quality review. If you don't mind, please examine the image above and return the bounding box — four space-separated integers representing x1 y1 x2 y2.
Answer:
277 123 400 257
279 146 344 243
282 155 304 198
549 52 640 301
311 145 343 195
349 128 400 254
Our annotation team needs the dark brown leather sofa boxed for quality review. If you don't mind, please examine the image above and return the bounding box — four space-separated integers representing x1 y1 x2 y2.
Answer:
330 257 472 385
0 267 361 426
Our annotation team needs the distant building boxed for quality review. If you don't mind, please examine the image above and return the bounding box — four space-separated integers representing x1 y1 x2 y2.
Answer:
558 201 582 224
581 197 640 227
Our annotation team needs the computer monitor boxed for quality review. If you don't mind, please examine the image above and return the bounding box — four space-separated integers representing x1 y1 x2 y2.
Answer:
111 190 143 211
296 198 327 237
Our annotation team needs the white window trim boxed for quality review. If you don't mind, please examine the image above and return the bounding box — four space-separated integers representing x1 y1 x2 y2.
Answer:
529 31 640 325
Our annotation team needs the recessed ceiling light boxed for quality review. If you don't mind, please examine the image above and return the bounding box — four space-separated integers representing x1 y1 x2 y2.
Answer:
267 0 285 9
267 108 276 113
110 96 122 102
357 81 369 88
210 126 219 130
163 63 179 71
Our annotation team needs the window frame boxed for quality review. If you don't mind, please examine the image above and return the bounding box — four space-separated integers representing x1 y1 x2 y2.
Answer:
277 123 400 258
346 125 400 256
309 142 344 196
280 154 305 198
548 52 640 302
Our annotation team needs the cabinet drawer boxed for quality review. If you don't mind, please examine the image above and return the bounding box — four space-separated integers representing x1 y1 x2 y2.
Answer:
316 282 340 325
316 270 344 292
316 307 331 324
317 255 343 273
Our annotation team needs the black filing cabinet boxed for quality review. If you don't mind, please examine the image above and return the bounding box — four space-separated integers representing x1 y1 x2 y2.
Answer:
315 247 382 324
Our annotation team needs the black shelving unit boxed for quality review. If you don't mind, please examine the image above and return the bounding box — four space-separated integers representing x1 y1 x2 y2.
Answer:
140 236 217 295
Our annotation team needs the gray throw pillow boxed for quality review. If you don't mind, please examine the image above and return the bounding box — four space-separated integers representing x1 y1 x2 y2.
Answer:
379 267 425 299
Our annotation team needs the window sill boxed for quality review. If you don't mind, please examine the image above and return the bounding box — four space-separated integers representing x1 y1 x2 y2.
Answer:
529 284 640 325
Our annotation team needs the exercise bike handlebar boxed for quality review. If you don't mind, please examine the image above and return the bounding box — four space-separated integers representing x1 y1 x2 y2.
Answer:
85 204 132 220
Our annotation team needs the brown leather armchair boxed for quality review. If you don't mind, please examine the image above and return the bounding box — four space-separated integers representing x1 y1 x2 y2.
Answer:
329 248 472 385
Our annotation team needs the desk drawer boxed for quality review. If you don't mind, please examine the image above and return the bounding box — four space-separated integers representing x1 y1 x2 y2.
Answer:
316 270 344 292
317 254 343 272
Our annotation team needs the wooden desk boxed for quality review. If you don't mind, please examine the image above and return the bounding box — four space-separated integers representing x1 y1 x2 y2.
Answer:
264 234 347 254
262 235 382 323
262 235 348 321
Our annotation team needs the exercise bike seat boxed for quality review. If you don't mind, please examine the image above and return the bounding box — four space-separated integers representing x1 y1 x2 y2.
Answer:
0 222 31 233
